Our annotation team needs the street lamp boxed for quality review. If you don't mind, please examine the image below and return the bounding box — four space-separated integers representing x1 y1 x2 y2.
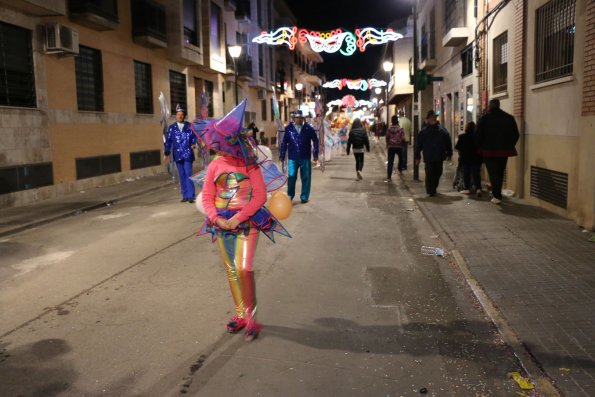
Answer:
228 45 242 105
382 60 394 127
295 82 303 109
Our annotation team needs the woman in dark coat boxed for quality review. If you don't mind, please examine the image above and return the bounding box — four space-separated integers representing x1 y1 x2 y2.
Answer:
346 118 371 180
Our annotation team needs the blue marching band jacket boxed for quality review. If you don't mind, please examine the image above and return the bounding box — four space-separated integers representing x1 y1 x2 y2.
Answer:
164 121 197 162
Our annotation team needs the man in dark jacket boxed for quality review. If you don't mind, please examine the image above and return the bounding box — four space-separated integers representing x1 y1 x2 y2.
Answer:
280 110 319 203
414 111 453 196
475 99 520 204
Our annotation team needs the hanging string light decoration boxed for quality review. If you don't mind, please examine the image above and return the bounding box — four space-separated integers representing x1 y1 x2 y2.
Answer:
325 98 375 109
322 78 387 91
252 26 403 56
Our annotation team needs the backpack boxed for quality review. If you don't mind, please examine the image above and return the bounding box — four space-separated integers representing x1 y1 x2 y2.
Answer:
387 126 404 146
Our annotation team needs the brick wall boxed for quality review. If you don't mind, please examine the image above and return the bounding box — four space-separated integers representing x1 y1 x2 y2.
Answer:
513 0 526 121
582 0 595 116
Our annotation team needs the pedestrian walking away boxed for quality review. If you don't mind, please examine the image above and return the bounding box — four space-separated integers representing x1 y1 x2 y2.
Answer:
164 104 197 203
455 121 483 196
475 98 520 204
414 110 453 196
346 118 370 180
385 115 405 182
193 100 290 341
398 110 412 171
248 122 260 145
279 109 319 203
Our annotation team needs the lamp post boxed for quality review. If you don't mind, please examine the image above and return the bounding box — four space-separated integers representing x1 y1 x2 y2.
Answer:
383 60 394 127
228 45 242 106
295 82 303 110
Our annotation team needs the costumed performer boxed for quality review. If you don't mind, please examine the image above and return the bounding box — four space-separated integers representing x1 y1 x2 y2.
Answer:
192 100 290 341
279 110 319 204
164 104 197 203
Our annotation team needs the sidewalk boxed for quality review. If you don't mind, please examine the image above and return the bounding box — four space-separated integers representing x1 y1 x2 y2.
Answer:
389 145 595 397
0 173 175 238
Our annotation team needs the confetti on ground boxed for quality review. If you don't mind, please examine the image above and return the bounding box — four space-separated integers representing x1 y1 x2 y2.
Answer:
509 372 535 390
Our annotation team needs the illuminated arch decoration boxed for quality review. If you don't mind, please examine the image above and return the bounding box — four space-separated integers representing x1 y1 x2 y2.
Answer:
252 26 402 56
322 78 387 91
326 98 375 109
252 26 298 50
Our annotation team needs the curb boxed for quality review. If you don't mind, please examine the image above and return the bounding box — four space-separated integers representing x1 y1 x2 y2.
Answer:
373 143 562 396
0 181 174 239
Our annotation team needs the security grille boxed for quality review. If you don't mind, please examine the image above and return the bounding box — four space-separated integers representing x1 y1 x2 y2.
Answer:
0 163 53 194
183 0 198 45
169 70 187 114
530 166 568 209
204 80 214 117
134 61 153 114
493 31 508 93
76 154 121 180
75 46 103 111
130 150 160 170
535 0 576 83
0 22 36 108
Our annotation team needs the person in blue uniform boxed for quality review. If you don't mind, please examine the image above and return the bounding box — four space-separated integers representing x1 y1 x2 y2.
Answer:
279 110 319 203
164 104 197 203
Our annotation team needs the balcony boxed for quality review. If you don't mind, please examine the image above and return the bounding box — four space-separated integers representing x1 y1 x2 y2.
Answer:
68 0 119 31
236 55 253 81
0 0 65 16
224 0 237 11
420 32 436 70
131 0 166 48
442 27 468 47
234 0 251 22
165 1 202 66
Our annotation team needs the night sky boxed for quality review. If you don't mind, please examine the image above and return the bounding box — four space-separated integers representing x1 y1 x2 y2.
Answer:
286 0 411 101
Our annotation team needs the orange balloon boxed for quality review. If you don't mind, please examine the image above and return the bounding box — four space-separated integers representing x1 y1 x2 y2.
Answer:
268 191 292 220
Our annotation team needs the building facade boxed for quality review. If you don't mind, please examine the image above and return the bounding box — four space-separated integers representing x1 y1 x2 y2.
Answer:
0 0 324 208
414 0 595 229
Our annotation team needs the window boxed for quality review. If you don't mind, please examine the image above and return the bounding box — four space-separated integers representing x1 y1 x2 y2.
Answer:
69 0 118 22
222 82 225 104
535 0 576 83
204 80 214 117
257 0 263 27
75 46 103 111
130 150 161 169
270 98 274 121
0 163 53 194
493 31 508 93
261 99 266 121
461 45 473 77
0 22 36 108
169 70 187 114
131 0 166 42
210 2 221 56
444 0 465 31
183 0 198 46
269 47 274 81
134 61 153 114
258 46 264 77
429 8 436 59
76 154 121 180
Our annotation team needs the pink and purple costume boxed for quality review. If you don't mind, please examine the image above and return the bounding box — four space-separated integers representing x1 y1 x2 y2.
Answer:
192 100 289 339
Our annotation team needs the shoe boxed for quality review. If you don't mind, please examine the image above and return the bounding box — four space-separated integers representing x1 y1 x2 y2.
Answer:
187 199 195 203
384 178 392 183
490 197 502 204
461 190 470 195
476 189 482 197
301 199 309 204
244 322 262 341
357 171 363 180
227 316 247 333
181 198 188 202
428 193 436 197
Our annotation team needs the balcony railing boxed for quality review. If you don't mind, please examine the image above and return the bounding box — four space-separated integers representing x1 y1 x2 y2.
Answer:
235 0 251 21
131 0 166 48
68 0 119 31
237 55 253 80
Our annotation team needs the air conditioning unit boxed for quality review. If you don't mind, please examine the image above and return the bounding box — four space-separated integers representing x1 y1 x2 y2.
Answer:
44 23 79 55
257 89 267 100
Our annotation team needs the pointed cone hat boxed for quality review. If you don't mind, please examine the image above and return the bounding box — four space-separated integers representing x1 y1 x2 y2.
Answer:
191 99 257 164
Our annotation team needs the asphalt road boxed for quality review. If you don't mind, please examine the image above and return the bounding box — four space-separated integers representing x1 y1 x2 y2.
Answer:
0 144 521 396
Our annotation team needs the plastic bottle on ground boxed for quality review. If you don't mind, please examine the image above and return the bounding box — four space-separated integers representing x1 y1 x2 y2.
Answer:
421 246 445 257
